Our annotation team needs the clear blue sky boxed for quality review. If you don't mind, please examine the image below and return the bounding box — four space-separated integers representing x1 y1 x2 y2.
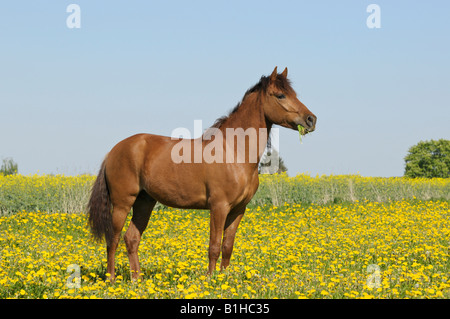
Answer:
1 1 449 177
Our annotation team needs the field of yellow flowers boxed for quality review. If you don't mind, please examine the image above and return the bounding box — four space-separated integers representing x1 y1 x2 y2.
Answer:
1 196 449 298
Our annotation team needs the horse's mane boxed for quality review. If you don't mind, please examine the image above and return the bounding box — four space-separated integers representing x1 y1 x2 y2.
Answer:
210 74 292 129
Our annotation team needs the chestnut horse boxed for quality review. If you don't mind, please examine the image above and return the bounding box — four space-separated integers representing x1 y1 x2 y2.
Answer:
88 67 317 280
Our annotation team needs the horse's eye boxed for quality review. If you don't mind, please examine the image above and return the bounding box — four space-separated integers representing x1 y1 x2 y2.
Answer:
276 94 286 99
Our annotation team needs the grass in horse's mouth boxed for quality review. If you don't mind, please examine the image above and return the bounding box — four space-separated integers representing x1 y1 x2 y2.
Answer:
298 124 306 143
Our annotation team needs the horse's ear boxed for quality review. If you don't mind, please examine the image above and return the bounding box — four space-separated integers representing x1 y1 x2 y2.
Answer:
281 67 288 78
270 67 278 82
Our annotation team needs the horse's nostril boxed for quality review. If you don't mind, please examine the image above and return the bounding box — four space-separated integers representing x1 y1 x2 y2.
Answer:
306 115 316 128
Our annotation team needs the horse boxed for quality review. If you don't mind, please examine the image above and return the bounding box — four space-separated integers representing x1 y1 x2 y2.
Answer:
87 67 317 281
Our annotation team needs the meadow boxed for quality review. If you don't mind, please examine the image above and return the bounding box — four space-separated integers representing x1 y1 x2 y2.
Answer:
0 174 449 299
0 173 449 214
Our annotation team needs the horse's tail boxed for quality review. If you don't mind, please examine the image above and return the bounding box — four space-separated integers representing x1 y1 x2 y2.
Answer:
87 158 113 243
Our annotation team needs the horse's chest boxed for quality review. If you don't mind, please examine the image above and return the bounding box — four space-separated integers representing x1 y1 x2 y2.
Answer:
234 173 260 205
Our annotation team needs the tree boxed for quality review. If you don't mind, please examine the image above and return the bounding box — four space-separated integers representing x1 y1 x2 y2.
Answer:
404 139 450 178
259 148 288 174
0 158 18 175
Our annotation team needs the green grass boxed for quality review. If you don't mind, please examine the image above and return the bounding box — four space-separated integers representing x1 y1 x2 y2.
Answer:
255 173 450 207
1 173 449 214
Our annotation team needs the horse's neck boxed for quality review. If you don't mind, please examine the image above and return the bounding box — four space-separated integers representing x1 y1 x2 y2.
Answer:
220 93 272 163
224 94 267 130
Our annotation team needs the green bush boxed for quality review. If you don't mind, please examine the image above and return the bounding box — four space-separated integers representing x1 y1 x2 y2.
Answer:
404 139 450 178
0 158 18 176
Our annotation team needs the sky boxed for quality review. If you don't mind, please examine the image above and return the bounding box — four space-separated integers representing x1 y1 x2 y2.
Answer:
0 1 449 177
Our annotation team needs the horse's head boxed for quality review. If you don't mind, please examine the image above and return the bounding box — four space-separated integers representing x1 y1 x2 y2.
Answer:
261 67 316 134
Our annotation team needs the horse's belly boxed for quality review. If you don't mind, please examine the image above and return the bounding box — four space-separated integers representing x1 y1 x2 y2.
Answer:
143 174 208 209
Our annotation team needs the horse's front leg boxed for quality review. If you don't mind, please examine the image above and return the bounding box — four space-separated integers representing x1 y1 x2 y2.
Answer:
208 202 229 274
221 206 245 270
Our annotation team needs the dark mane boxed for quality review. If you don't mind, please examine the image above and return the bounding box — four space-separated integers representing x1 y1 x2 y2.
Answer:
210 74 293 129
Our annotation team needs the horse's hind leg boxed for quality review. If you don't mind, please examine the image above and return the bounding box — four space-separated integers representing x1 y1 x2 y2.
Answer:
107 204 132 281
124 191 156 281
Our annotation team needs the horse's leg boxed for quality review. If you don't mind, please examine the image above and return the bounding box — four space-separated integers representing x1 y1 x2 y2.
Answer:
221 206 245 270
106 204 132 281
208 202 229 274
124 191 156 281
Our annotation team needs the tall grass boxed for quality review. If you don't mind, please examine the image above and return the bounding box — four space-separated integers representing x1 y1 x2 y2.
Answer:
0 174 93 215
255 173 450 206
0 173 449 214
